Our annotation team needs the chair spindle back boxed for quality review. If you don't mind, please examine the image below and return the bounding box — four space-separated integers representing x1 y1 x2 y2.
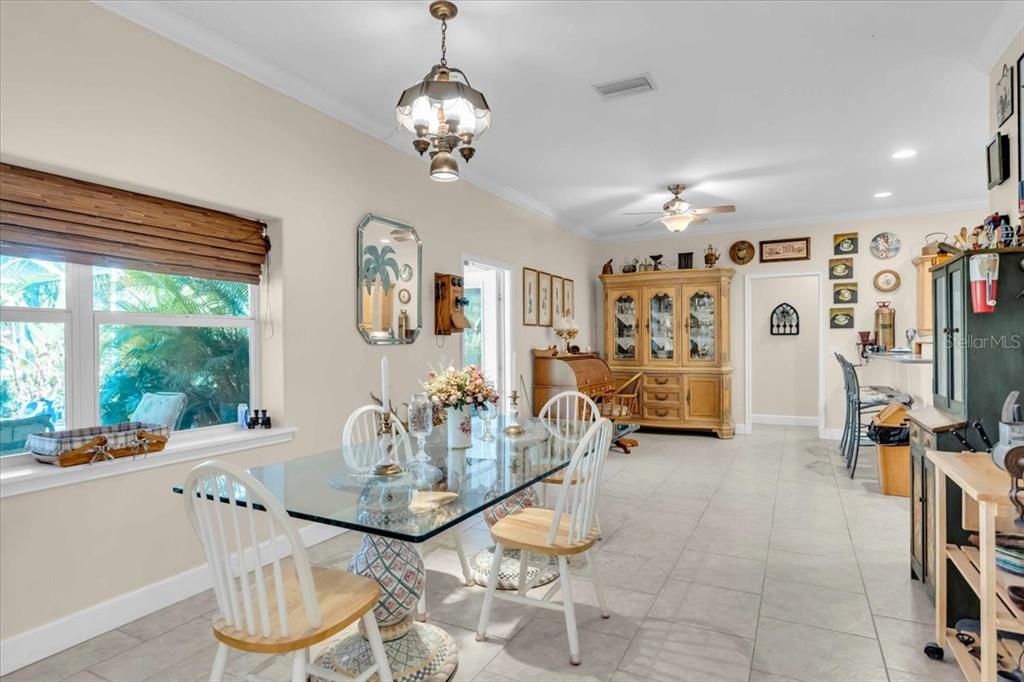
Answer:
549 418 613 546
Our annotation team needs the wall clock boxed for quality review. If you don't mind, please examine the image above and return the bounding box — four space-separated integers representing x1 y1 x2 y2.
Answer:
873 269 901 292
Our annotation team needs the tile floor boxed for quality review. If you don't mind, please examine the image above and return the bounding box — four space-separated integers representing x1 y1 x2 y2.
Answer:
3 426 962 682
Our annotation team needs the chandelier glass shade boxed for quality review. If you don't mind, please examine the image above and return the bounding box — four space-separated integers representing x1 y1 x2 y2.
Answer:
660 212 696 232
395 1 490 182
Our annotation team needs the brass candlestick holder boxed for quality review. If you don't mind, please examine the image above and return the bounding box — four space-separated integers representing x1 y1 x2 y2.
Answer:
373 411 403 476
503 390 525 436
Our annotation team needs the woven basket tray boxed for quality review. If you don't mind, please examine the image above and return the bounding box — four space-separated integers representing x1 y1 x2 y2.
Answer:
27 421 169 467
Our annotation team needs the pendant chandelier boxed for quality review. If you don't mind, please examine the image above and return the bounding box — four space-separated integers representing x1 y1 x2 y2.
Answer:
395 1 491 182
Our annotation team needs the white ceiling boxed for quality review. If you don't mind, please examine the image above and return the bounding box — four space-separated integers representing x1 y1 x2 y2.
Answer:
98 0 1021 241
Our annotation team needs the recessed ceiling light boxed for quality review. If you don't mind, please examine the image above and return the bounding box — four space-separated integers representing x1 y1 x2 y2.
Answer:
874 191 893 198
891 149 917 159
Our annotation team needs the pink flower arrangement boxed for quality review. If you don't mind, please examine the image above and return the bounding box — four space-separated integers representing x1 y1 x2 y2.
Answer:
422 365 500 411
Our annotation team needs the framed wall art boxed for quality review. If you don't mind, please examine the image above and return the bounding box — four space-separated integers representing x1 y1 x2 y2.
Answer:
759 237 810 263
522 267 538 326
563 279 575 319
833 282 858 304
829 257 854 280
833 232 858 255
830 307 855 329
770 303 799 336
537 271 552 327
552 276 564 321
1018 53 1023 214
996 62 1014 127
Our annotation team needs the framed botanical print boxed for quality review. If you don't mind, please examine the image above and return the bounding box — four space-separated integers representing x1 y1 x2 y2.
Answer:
522 267 538 326
537 271 552 327
759 237 810 262
552 276 564 321
563 278 575 319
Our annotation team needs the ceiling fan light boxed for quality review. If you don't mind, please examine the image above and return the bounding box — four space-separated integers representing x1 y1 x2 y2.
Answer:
430 151 460 182
660 213 695 232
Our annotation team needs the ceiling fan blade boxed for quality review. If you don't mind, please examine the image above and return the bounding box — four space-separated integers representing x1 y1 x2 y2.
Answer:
622 211 663 216
634 216 662 227
691 205 736 215
691 214 708 224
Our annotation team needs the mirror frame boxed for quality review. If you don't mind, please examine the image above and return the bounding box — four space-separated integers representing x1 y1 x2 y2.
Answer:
356 213 422 345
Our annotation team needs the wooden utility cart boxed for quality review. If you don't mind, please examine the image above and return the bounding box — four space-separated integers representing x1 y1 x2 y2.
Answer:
927 450 1024 682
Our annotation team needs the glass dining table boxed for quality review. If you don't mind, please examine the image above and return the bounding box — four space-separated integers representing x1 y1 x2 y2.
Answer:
172 415 592 682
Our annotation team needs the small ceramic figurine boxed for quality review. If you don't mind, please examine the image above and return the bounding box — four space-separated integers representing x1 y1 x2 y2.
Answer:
704 244 720 268
602 259 614 275
650 254 663 271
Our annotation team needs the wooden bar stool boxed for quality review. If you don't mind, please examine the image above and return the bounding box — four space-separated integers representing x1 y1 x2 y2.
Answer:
183 461 392 682
476 419 614 666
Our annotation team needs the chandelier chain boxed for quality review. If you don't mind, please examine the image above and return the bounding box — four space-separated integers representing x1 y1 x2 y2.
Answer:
440 18 448 66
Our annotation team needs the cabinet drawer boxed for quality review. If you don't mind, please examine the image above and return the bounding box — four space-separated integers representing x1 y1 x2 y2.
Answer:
643 388 681 405
644 374 680 388
643 405 682 421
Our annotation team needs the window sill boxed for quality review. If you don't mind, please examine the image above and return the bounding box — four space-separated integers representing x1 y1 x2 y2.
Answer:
0 426 297 499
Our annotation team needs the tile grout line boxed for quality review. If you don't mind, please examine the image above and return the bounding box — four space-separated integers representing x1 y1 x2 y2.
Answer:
747 427 782 682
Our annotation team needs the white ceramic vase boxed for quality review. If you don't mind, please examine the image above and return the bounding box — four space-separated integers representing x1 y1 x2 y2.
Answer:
447 405 472 449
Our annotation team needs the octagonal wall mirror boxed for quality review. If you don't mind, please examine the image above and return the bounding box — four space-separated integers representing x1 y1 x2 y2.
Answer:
357 213 421 344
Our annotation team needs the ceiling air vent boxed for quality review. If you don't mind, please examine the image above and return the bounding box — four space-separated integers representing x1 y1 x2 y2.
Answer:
593 73 655 100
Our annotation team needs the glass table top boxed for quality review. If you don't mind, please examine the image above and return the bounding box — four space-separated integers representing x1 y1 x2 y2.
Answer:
173 416 595 543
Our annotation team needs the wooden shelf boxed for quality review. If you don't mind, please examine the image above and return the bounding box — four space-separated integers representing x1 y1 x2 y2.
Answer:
946 544 1024 634
945 628 981 682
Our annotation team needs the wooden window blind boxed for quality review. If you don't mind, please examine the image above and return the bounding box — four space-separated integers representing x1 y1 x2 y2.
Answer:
0 163 269 283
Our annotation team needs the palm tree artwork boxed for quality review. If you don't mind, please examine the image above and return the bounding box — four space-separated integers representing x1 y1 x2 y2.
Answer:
362 244 400 336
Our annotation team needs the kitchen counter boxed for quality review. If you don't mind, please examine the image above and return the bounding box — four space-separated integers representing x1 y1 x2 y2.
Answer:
865 351 933 365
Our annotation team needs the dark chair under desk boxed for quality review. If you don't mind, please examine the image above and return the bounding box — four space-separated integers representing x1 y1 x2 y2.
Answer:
835 353 912 478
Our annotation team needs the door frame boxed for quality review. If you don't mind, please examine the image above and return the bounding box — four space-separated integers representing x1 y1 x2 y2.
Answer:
461 253 513 398
743 271 826 438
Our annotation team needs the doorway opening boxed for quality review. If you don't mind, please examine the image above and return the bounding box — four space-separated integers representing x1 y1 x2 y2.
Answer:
462 258 512 398
744 272 825 436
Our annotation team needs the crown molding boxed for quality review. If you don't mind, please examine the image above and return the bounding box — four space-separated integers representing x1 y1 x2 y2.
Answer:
593 197 989 242
91 1 596 240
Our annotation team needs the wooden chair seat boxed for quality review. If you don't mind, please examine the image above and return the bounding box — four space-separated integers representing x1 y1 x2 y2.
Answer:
490 507 598 556
212 558 379 654
541 470 585 486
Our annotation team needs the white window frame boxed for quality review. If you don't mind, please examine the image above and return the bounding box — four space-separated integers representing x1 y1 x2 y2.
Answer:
1 260 260 452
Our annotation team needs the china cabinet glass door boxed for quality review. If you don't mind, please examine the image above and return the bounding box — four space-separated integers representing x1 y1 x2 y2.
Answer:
610 289 639 364
948 261 965 414
643 287 677 365
683 285 717 365
933 270 948 407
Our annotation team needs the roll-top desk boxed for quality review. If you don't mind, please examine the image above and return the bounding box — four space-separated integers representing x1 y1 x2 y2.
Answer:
532 353 615 415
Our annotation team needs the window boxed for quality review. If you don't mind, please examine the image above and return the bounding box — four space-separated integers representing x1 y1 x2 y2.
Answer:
0 256 257 454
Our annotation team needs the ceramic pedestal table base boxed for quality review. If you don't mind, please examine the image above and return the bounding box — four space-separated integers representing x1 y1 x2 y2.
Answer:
469 487 559 589
314 533 457 682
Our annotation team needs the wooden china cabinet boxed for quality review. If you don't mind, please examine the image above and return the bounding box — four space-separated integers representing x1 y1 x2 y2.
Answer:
600 268 735 438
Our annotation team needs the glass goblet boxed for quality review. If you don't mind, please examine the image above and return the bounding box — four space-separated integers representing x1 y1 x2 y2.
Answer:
479 401 497 442
407 393 433 463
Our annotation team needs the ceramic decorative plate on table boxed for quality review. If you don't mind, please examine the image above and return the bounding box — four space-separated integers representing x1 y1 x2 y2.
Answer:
870 232 902 259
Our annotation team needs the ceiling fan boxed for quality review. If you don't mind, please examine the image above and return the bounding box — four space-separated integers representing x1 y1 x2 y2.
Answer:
624 184 736 232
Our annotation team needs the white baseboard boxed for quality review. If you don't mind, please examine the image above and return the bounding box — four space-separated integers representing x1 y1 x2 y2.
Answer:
734 423 751 435
822 428 844 441
0 524 345 676
750 414 820 427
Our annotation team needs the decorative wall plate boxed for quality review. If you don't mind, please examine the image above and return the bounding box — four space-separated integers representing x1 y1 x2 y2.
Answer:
398 288 412 304
399 264 414 282
870 232 902 259
729 240 755 265
873 269 901 292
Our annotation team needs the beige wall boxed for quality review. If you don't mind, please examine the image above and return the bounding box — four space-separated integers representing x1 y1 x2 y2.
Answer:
0 0 594 639
989 30 1024 219
750 275 820 419
591 207 986 431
